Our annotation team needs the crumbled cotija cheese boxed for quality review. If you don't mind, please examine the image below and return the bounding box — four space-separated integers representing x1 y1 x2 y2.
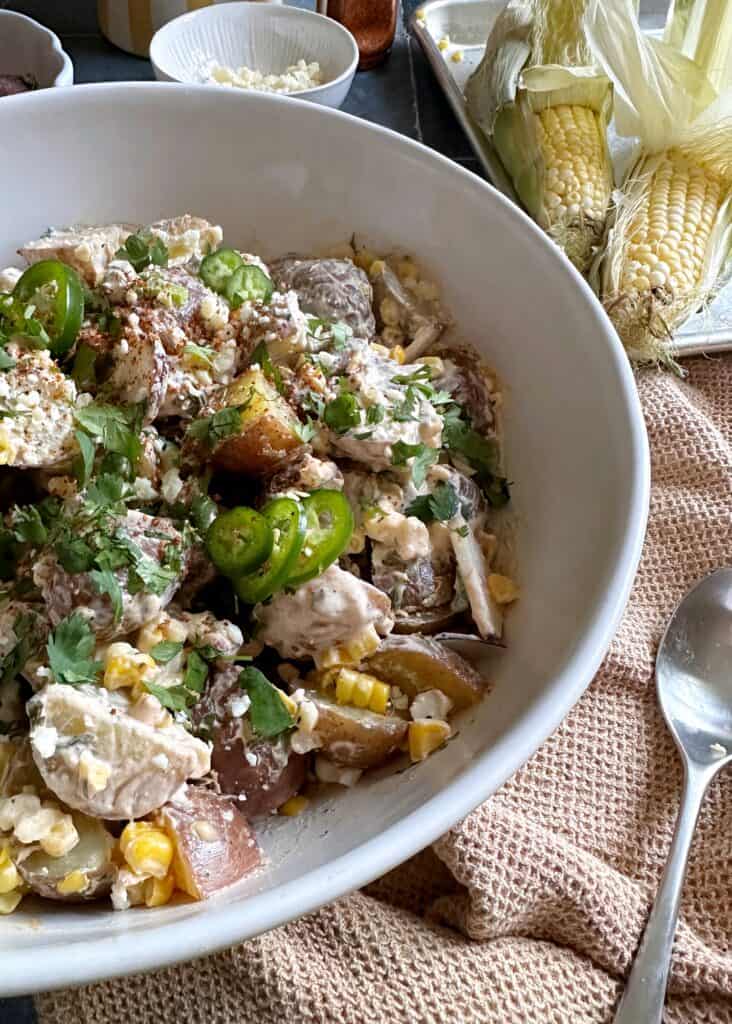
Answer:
206 59 323 95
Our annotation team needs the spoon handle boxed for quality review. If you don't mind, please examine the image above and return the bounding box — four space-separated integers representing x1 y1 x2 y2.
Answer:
614 764 712 1024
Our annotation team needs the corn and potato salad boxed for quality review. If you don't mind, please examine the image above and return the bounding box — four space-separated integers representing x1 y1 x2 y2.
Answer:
0 215 514 914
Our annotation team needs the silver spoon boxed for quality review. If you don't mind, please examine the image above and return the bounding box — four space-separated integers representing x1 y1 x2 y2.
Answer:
614 568 732 1023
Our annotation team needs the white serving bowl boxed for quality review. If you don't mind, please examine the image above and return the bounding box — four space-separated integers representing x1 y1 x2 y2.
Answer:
150 2 358 108
0 10 73 89
0 83 648 995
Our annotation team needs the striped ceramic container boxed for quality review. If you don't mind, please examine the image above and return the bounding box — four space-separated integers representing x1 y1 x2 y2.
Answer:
98 0 282 57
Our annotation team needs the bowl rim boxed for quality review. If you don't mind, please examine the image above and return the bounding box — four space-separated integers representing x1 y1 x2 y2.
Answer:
149 1 359 99
0 81 650 996
0 9 74 88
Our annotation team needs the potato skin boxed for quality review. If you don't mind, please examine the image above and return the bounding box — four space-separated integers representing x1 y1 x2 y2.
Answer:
365 635 488 709
197 665 306 816
305 690 407 769
158 786 260 900
211 368 304 475
212 733 306 817
16 813 115 902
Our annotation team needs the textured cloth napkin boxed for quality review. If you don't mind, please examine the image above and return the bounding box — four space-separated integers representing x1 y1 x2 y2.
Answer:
37 357 732 1024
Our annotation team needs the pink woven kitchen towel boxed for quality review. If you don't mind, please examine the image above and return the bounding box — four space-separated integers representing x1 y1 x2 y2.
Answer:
37 356 732 1024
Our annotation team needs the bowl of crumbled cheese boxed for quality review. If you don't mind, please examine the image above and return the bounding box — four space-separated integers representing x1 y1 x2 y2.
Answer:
150 1 358 108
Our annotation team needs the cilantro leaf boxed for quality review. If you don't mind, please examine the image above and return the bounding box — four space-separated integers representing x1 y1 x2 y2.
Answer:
186 406 242 448
115 230 169 273
239 667 293 738
144 680 191 712
0 348 15 371
73 429 96 488
183 341 216 368
84 472 129 513
442 412 510 508
405 481 459 524
74 402 142 464
54 531 96 574
89 567 123 623
366 405 384 425
183 649 208 694
150 640 184 664
11 505 47 546
323 392 361 434
0 612 37 688
391 441 439 488
251 341 284 394
46 612 102 687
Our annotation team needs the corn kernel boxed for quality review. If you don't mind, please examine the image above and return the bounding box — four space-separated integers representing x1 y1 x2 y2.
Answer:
391 345 406 364
143 873 175 907
0 850 19 895
279 795 309 817
79 750 111 793
319 667 391 715
317 624 381 669
368 259 386 277
56 870 88 896
416 7 426 21
120 822 174 879
103 642 156 691
0 890 22 914
450 50 464 62
487 574 520 605
0 428 17 467
41 815 79 858
409 719 451 762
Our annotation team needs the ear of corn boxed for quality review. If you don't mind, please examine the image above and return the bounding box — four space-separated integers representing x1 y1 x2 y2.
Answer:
465 0 614 273
586 0 732 362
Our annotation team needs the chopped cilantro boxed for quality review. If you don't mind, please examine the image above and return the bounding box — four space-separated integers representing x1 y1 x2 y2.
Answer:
150 640 184 664
456 524 470 537
323 392 361 434
84 472 129 513
366 405 384 425
115 230 169 273
293 418 317 443
54 530 96 574
186 406 243 448
239 666 293 738
183 342 216 368
0 348 15 372
441 409 510 508
46 612 102 687
74 401 143 465
11 506 47 546
0 612 37 688
391 441 439 488
73 429 96 488
71 343 97 389
183 649 208 694
251 341 284 394
144 680 191 712
405 481 459 524
89 567 123 623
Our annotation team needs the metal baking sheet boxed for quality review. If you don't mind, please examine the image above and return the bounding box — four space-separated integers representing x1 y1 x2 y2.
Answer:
410 0 732 352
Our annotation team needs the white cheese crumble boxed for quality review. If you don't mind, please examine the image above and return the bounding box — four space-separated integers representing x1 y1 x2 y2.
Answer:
710 742 727 758
31 725 58 759
229 694 251 719
206 59 323 95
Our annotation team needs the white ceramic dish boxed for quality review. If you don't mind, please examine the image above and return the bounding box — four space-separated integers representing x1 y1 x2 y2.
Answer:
150 2 358 108
0 10 73 89
0 82 648 995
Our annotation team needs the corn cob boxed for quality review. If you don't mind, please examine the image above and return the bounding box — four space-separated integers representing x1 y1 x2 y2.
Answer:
586 0 732 362
466 0 614 273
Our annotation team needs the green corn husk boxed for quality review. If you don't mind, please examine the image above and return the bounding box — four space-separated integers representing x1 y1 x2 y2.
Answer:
465 0 614 274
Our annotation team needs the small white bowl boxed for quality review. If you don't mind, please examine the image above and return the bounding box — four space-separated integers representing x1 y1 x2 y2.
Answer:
0 10 73 90
150 2 358 108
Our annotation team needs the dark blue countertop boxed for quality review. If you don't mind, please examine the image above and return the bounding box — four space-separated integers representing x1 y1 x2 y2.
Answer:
0 1 476 1018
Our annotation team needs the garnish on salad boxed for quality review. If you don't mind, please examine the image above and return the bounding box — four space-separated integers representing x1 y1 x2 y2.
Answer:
0 215 516 915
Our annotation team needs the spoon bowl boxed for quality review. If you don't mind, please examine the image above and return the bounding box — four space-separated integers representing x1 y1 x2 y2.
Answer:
657 568 732 767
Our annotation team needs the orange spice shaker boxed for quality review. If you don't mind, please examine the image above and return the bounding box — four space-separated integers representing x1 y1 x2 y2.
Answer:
317 0 398 69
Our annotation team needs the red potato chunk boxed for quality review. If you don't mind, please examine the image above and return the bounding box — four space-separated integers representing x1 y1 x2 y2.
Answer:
157 786 260 900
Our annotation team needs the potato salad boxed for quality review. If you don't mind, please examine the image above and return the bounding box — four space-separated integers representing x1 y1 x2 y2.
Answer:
0 215 515 914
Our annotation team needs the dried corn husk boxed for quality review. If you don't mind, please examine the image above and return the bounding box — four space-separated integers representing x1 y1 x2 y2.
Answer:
465 0 614 274
586 0 732 364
